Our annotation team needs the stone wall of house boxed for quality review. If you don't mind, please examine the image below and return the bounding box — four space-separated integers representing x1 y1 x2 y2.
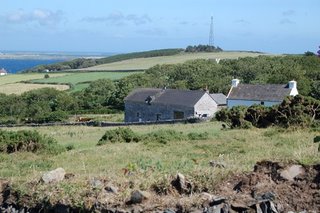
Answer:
227 99 281 108
194 93 218 118
124 101 194 123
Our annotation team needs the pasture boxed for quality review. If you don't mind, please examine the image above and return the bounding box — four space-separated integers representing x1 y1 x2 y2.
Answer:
30 71 141 91
0 83 69 94
79 51 268 71
1 122 318 200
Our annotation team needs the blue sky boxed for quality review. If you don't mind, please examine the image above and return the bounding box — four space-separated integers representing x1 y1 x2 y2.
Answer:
0 0 319 53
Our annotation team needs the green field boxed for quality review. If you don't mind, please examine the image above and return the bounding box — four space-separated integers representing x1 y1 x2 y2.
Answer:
0 73 67 86
78 51 270 71
1 122 318 206
30 71 141 91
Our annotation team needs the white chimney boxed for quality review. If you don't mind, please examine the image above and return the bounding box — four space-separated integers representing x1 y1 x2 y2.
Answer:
289 80 298 96
288 80 297 89
232 79 240 87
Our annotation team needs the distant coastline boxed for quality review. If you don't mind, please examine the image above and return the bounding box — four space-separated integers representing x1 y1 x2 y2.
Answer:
0 51 116 60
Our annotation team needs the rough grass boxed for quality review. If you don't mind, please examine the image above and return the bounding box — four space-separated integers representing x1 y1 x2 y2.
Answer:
0 83 69 94
1 122 319 205
0 73 67 86
79 52 270 71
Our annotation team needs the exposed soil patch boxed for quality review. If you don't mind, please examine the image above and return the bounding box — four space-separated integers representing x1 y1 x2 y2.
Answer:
1 161 319 212
214 160 320 212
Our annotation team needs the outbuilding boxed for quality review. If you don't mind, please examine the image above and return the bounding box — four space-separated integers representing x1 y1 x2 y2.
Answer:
124 88 220 122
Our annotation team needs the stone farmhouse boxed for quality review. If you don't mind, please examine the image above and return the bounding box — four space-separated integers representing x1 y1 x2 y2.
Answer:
124 88 224 122
226 79 298 108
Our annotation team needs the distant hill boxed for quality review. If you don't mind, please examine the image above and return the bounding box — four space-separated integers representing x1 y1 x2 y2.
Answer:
23 49 184 73
23 48 271 73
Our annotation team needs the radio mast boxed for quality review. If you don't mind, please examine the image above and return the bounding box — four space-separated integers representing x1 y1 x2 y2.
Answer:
209 16 214 46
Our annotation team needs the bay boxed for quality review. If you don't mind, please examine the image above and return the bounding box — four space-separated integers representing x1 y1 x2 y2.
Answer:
0 59 65 74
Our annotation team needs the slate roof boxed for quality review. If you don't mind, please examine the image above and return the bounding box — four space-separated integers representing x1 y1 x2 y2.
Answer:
125 88 207 107
227 84 291 102
210 93 227 105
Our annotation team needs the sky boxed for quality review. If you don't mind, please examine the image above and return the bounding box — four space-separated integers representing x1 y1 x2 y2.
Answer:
0 0 319 54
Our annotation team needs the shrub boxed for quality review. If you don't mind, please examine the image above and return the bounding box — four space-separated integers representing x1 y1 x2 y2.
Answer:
187 132 209 140
97 127 140 145
143 129 186 144
0 130 65 154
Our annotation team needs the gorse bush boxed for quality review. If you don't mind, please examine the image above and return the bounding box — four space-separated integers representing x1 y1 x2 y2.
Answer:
216 95 320 129
143 129 186 144
97 128 210 145
97 127 140 145
0 130 65 154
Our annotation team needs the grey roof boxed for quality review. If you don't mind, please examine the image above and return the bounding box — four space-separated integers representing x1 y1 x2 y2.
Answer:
227 84 291 102
125 88 207 107
210 93 227 105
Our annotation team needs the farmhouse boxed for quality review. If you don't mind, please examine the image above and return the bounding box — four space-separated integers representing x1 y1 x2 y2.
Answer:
124 88 221 122
0 68 7 76
226 79 298 108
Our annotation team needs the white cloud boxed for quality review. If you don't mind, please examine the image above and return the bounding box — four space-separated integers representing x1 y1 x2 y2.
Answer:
4 9 64 26
82 12 152 26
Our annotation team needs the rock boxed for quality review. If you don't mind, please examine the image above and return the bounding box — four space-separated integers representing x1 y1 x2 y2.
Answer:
42 168 66 184
209 160 226 168
163 209 175 213
105 185 118 194
171 173 189 194
280 165 305 181
128 190 150 204
90 178 103 189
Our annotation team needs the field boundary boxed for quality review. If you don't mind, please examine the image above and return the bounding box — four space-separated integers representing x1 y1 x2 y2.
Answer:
0 119 202 128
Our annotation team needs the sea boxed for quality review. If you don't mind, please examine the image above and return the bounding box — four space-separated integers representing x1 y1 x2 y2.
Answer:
0 59 65 74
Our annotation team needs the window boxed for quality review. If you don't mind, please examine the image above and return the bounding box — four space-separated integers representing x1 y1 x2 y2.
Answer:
156 113 161 121
173 111 184 119
137 112 140 117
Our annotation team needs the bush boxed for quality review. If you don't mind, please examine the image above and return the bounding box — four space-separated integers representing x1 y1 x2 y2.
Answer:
143 129 186 144
97 127 140 145
0 130 65 154
187 132 209 140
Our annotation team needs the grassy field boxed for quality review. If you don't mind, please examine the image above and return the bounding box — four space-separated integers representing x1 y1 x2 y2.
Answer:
0 83 70 94
0 73 67 86
79 51 269 71
30 71 141 91
1 122 319 204
0 72 140 94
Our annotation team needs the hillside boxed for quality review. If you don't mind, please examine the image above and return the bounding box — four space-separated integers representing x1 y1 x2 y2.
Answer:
76 51 267 71
0 123 319 212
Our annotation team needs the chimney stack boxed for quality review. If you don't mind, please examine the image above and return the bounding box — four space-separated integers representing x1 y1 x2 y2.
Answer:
232 79 240 87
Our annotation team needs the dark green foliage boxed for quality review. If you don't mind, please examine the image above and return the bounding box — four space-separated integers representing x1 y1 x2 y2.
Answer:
0 130 65 154
97 128 209 145
44 74 50 78
314 136 320 143
143 129 186 144
65 144 75 151
185 45 222 52
304 51 316 56
97 127 140 145
187 132 209 140
217 95 320 128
